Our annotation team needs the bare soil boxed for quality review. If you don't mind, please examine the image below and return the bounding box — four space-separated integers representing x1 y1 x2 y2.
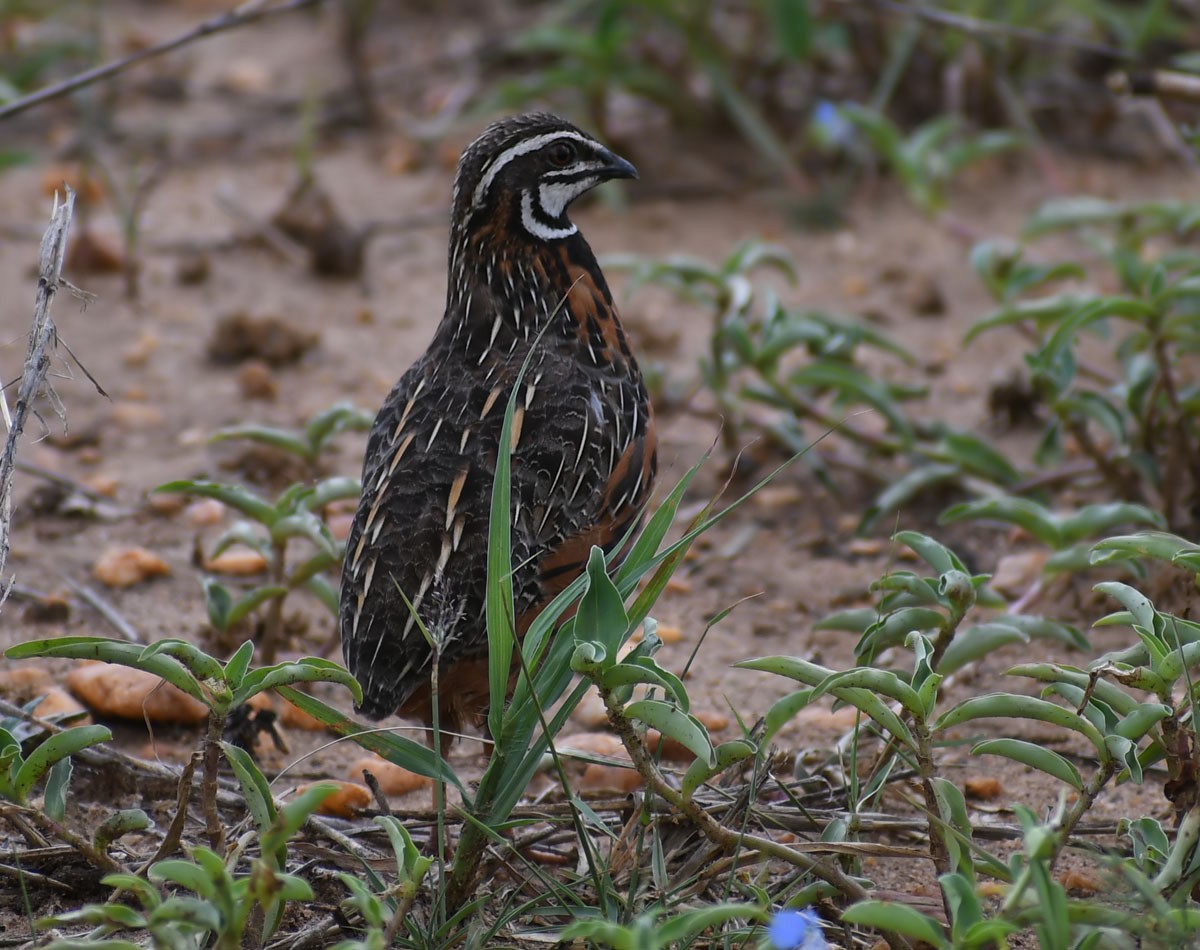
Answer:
2 2 1199 944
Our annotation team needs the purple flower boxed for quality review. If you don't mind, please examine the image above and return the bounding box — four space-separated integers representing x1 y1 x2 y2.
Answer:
768 908 827 950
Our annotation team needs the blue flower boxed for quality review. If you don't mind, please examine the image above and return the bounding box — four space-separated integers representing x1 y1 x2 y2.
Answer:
768 908 827 950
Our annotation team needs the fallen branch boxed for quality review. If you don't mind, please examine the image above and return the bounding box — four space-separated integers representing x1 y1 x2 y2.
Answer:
0 0 332 122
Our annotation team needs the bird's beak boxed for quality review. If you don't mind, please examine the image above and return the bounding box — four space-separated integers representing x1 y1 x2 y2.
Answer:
601 149 638 182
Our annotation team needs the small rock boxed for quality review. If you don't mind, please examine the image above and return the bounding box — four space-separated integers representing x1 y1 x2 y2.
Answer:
205 549 269 576
123 330 159 367
964 776 1004 800
93 546 171 587
580 762 641 793
237 360 279 401
990 551 1048 597
84 475 119 497
111 402 166 429
67 663 208 724
0 666 54 700
278 697 327 731
695 710 729 731
218 59 272 95
350 756 433 795
299 781 371 818
559 732 626 758
147 493 187 516
1058 868 1103 895
176 251 211 285
791 703 862 731
841 274 869 298
570 690 609 730
906 272 946 316
67 230 126 274
848 538 884 557
41 165 106 205
657 624 684 644
185 499 226 527
22 593 71 623
35 687 90 721
207 311 319 367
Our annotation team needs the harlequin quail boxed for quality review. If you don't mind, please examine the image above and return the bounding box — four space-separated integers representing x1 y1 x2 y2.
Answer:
340 113 656 746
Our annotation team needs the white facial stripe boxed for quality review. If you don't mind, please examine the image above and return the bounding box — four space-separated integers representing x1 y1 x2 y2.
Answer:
539 177 597 218
472 130 593 209
521 190 576 240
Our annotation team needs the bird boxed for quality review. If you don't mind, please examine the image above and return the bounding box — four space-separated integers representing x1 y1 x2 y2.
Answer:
339 113 657 749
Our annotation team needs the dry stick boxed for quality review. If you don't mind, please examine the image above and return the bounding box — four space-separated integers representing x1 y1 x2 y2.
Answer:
0 0 333 122
63 576 143 642
0 189 76 612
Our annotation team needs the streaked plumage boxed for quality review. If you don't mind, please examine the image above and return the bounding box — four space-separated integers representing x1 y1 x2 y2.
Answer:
340 113 656 744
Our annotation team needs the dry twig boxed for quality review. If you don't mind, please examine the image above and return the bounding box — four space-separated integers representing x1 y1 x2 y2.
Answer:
0 189 77 611
0 0 333 122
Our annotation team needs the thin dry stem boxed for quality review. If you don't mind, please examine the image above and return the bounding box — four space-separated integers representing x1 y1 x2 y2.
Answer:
0 189 77 611
0 0 331 122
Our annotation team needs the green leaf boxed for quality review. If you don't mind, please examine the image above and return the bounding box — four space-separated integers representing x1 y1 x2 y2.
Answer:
93 808 152 853
149 857 217 898
680 739 755 801
738 655 916 750
598 655 687 708
223 640 255 687
939 622 1029 673
43 756 71 821
14 724 111 803
204 578 234 631
623 699 713 765
811 668 923 717
221 741 277 841
6 637 209 706
233 657 361 706
275 685 463 793
768 0 811 60
936 693 1107 757
972 738 1082 790
575 545 630 662
139 639 226 684
842 901 949 948
225 586 288 629
154 479 275 525
212 424 310 461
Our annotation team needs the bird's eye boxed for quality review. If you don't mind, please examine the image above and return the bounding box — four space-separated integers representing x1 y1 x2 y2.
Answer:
548 142 575 166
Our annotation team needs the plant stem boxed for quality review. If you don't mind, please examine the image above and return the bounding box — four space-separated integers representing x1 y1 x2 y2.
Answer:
262 544 287 664
202 713 226 852
595 682 915 950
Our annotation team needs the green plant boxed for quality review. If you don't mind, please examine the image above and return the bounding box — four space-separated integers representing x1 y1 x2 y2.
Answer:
561 901 765 948
742 529 1200 945
482 0 827 175
211 402 372 477
837 106 1023 216
157 476 358 661
40 783 338 950
156 403 369 661
6 637 359 852
967 198 1200 533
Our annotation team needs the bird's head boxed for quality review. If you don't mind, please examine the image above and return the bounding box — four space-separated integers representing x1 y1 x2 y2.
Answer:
451 112 637 244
